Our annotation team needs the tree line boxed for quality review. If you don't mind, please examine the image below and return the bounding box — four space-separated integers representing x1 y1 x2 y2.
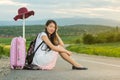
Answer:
0 24 113 38
83 26 120 44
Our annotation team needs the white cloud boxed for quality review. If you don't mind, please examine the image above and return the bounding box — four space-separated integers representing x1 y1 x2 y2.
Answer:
51 5 120 21
53 6 120 15
0 0 29 6
104 0 120 3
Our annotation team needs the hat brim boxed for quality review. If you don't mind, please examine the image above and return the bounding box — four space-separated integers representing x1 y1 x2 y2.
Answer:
14 11 34 21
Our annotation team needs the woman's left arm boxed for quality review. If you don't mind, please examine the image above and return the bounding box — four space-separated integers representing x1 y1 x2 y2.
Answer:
56 32 64 47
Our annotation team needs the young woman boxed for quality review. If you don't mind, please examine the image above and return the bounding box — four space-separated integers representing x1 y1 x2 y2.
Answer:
32 20 88 70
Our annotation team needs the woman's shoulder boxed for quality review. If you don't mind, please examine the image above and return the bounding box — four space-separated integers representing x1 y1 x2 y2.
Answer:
40 31 47 35
37 32 47 39
38 32 47 37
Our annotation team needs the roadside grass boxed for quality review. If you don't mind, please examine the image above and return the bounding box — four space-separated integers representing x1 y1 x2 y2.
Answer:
0 44 10 58
67 42 120 58
0 38 12 45
61 36 82 44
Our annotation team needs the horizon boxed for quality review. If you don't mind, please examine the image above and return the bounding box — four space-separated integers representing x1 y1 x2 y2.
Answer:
0 17 120 26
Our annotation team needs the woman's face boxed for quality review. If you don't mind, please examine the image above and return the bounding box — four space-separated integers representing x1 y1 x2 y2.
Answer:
46 22 56 35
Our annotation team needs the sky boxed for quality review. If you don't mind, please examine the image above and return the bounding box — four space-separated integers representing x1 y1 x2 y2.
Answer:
0 0 120 21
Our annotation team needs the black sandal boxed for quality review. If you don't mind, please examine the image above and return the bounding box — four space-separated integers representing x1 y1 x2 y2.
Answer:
72 66 88 70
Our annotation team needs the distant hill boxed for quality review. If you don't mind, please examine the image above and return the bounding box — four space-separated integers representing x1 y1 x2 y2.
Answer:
0 17 120 26
55 17 120 26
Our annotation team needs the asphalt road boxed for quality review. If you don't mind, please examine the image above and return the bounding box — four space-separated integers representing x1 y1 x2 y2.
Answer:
1 53 120 80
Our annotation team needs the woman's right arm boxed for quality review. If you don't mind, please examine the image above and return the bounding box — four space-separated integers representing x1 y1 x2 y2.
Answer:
41 35 71 55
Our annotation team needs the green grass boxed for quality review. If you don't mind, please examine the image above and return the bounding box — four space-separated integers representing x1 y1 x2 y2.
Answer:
61 36 82 44
67 42 120 58
0 35 82 45
0 38 12 45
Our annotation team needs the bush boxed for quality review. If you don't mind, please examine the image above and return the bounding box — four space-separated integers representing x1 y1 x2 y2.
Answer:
0 45 3 53
3 45 10 57
114 33 120 42
0 45 10 57
83 29 120 44
106 34 114 42
75 39 81 44
83 34 95 44
0 45 4 58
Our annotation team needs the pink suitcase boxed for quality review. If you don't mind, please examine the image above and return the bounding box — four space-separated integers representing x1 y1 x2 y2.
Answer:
10 36 26 69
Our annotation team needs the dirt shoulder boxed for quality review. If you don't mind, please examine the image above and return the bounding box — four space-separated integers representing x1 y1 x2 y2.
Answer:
0 57 10 78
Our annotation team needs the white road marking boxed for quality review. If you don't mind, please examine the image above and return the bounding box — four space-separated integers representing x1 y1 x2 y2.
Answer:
79 59 120 68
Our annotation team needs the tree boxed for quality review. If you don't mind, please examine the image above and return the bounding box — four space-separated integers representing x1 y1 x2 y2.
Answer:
83 34 95 44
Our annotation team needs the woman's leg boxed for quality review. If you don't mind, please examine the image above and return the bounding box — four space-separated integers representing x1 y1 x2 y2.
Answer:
59 52 83 67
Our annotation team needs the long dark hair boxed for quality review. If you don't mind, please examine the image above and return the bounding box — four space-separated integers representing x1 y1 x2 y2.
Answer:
45 20 59 46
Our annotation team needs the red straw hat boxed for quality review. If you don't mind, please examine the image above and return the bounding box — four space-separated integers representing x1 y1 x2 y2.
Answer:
14 7 34 21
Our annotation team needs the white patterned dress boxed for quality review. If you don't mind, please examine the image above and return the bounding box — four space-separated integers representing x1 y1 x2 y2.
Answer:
32 32 58 70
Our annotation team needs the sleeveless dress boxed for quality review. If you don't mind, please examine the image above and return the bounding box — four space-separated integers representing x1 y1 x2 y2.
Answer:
32 32 58 70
